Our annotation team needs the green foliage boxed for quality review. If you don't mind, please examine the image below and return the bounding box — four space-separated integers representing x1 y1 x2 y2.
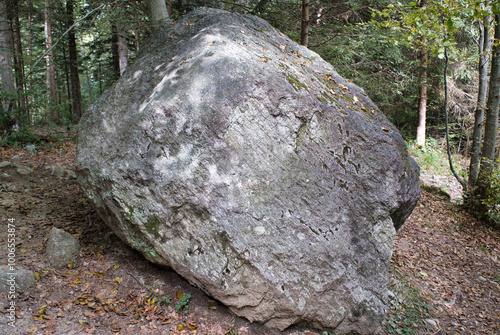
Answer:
474 160 500 229
175 293 191 314
386 267 431 335
408 137 465 176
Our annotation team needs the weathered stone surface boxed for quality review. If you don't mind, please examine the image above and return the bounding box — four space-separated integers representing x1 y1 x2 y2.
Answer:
10 155 21 167
17 166 33 175
0 161 12 168
0 267 36 292
46 227 79 268
76 8 420 334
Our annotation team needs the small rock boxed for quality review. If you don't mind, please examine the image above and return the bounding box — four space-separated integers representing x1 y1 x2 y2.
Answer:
11 155 21 167
46 165 66 177
0 172 11 180
17 166 33 175
26 144 37 155
0 267 36 292
66 169 77 179
45 227 80 268
425 319 439 329
0 161 12 168
479 276 487 282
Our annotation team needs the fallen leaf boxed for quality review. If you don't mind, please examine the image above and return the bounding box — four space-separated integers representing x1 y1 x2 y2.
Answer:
27 327 37 333
176 290 184 299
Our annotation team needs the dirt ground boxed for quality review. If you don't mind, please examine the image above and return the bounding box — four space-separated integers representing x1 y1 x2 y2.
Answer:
0 142 499 335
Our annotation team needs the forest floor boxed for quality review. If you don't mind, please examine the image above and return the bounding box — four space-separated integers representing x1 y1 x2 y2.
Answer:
0 139 499 335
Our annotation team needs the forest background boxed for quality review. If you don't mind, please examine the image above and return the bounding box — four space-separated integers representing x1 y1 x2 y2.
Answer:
1 0 500 225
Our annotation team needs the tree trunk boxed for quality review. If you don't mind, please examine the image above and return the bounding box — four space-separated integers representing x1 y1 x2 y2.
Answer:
67 0 83 122
117 29 128 76
111 24 121 81
45 0 58 121
416 45 428 147
146 0 169 27
477 14 500 198
415 0 428 147
469 16 492 189
300 0 309 47
9 0 27 127
0 0 15 136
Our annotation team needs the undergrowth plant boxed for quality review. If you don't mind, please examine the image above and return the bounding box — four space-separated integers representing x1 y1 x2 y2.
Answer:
474 160 500 229
386 267 431 335
407 137 467 179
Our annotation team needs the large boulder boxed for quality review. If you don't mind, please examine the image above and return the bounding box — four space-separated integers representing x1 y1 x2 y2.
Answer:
76 8 420 334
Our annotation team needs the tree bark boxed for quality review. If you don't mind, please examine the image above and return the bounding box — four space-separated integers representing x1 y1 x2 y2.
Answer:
415 0 428 147
416 45 428 147
111 23 121 81
67 0 82 122
117 29 128 76
0 0 15 136
45 0 58 121
300 0 310 47
469 16 492 189
8 0 27 126
477 14 500 198
146 0 169 27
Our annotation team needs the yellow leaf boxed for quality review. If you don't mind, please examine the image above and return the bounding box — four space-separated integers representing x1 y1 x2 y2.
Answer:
67 262 76 269
34 272 41 280
93 271 104 278
20 249 27 253
38 304 47 314
381 127 389 132
27 327 37 333
79 319 87 325
74 279 81 284
178 324 185 331
176 290 184 299
113 264 120 270
114 277 121 284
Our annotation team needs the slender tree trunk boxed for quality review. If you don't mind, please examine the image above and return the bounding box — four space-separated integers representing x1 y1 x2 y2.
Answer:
146 0 169 27
0 0 15 136
300 0 309 47
67 0 82 122
9 0 27 127
415 0 428 147
117 29 128 75
45 0 58 121
477 14 500 198
469 16 492 189
416 45 428 147
111 23 120 81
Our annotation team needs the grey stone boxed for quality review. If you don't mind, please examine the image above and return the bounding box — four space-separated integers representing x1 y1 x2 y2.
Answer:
0 172 11 180
0 267 36 292
26 144 37 155
45 227 80 268
66 169 77 179
46 165 66 177
16 166 33 175
76 8 420 334
10 155 21 167
425 319 439 329
0 161 12 168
